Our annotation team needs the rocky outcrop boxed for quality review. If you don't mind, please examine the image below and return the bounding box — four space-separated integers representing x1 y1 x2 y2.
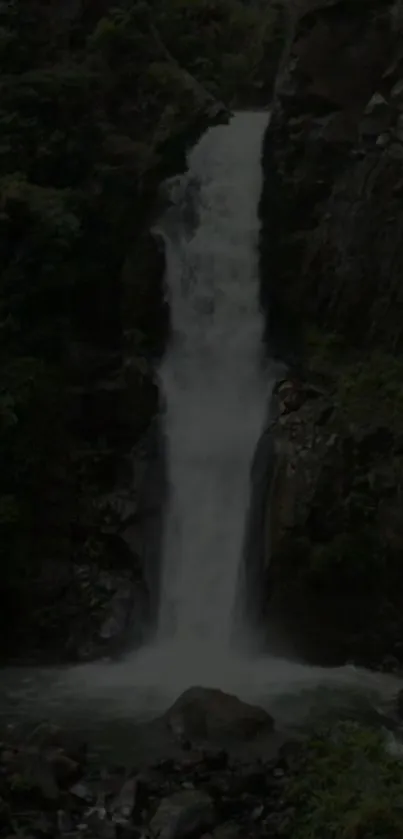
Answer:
259 0 403 668
2 716 402 839
0 721 290 839
260 0 403 359
163 688 274 747
263 377 403 667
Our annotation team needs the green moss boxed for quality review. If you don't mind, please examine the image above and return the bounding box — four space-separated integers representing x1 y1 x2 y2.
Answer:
281 722 403 839
306 327 403 426
337 351 403 421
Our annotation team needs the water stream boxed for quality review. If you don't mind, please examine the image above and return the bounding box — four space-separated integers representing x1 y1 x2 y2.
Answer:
156 110 269 648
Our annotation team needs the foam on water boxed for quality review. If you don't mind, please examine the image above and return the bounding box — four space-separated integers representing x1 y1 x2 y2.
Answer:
48 640 400 732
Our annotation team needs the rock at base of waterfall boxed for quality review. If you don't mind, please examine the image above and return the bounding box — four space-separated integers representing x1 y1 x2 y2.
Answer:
150 790 216 839
163 687 274 745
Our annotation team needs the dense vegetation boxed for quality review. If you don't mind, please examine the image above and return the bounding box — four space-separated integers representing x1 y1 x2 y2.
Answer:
0 0 282 654
280 722 403 839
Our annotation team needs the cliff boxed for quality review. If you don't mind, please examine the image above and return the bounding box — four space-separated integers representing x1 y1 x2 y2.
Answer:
0 0 283 661
260 0 403 669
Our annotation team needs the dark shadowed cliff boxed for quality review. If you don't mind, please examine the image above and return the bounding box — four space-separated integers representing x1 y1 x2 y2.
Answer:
259 0 403 670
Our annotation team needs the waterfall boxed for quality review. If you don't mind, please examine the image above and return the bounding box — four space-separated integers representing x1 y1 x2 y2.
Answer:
37 111 402 728
155 111 269 649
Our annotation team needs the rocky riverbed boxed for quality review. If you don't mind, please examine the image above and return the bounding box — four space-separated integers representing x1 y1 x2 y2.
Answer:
0 689 283 839
2 685 403 839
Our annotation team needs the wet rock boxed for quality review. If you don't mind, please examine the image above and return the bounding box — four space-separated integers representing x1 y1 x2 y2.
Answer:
163 688 274 746
212 825 240 839
21 750 60 801
276 380 306 414
234 764 268 795
150 790 216 839
112 776 138 823
26 722 64 750
57 808 74 833
251 804 264 821
70 781 94 803
364 92 389 115
98 582 136 642
396 689 403 719
48 751 80 786
201 750 228 771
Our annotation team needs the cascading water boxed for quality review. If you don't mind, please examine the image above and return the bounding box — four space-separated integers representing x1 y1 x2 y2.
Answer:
43 111 401 716
1 112 400 748
155 111 269 649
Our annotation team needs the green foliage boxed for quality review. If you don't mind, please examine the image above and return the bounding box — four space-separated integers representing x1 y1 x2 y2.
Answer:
307 327 403 427
281 722 403 839
0 0 283 651
338 351 403 420
152 0 280 102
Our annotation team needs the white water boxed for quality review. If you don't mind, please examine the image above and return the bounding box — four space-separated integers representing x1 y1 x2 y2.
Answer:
2 112 402 742
156 110 269 647
46 111 401 727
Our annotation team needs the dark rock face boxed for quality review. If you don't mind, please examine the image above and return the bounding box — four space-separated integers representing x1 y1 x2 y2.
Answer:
257 0 403 669
265 370 403 668
260 0 403 355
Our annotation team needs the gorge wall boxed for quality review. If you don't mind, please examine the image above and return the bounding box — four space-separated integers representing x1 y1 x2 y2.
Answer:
0 0 229 662
260 0 403 669
0 0 284 663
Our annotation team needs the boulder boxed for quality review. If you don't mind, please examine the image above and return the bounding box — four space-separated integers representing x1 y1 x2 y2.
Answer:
163 688 274 746
265 368 403 668
150 790 216 839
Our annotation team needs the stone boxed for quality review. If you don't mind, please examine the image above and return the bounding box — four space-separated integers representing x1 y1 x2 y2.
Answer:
163 688 274 745
364 92 388 114
391 79 403 99
26 722 63 750
387 142 403 160
70 781 94 802
98 582 135 642
18 749 60 801
396 689 403 719
150 790 215 839
48 751 80 786
376 133 390 147
112 776 138 822
202 749 228 771
213 824 240 839
252 804 264 821
360 113 392 136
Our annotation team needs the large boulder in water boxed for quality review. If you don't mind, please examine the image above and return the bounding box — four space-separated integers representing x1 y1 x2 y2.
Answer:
163 687 274 745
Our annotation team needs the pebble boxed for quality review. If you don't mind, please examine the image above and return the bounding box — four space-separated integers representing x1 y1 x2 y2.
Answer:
71 782 94 802
0 732 294 839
